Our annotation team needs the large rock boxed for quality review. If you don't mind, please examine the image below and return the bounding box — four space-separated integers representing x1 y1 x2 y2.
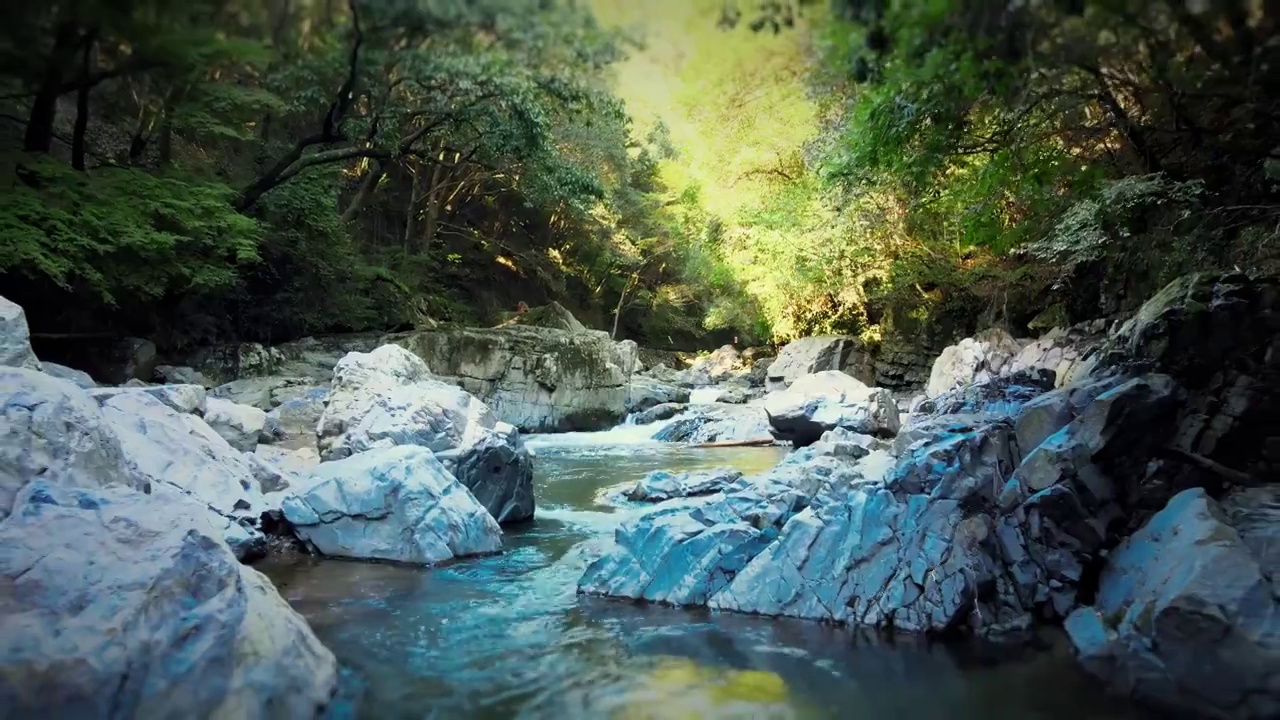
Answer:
763 371 900 446
624 468 744 503
631 402 687 426
0 369 145 520
0 480 337 717
98 392 261 517
154 364 214 388
265 386 329 437
765 336 860 391
437 422 535 524
282 445 503 564
394 325 635 432
627 378 691 413
42 362 96 388
204 398 268 453
925 328 1024 398
0 296 42 371
212 376 312 410
97 337 159 385
89 383 208 416
317 344 496 462
684 345 742 386
187 341 288 384
1007 322 1106 388
651 404 774 444
498 300 587 333
1066 487 1279 720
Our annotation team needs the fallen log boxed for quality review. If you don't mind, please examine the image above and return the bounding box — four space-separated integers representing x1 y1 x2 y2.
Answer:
693 438 777 449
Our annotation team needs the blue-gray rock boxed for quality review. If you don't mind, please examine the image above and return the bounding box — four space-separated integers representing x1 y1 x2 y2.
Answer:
651 403 774 444
0 480 337 717
437 422 535 524
317 345 496 461
631 402 686 426
204 397 268 453
265 386 329 437
42 362 96 388
283 445 503 565
1066 487 1279 720
625 468 744 502
0 369 145 521
0 296 42 371
627 378 690 412
763 371 900 446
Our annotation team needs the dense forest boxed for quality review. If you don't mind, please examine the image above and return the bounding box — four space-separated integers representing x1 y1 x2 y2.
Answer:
2 0 1276 356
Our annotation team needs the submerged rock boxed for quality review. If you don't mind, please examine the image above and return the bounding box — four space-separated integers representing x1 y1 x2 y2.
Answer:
625 468 745 503
763 371 900 446
283 445 502 565
1066 487 1280 720
317 345 495 462
0 296 42 371
437 422 535 524
0 480 338 717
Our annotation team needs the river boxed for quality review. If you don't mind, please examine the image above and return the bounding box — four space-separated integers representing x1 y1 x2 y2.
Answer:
260 425 1146 720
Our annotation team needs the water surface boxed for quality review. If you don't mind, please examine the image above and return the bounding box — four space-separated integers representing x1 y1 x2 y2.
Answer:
261 427 1145 720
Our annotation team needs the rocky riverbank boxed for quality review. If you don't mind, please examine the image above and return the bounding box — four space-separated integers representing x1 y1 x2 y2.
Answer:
2 276 1276 719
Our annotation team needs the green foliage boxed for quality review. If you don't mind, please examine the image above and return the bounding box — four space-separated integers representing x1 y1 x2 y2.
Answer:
0 157 261 306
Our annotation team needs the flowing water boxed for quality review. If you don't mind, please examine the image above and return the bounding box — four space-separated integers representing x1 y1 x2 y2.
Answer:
260 425 1146 720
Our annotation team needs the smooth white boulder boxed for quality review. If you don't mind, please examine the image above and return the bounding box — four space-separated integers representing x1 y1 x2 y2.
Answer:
925 328 1023 398
763 371 900 446
283 445 502 565
89 383 207 416
318 345 496 462
764 336 858 391
42 362 97 388
0 480 337 717
0 369 145 521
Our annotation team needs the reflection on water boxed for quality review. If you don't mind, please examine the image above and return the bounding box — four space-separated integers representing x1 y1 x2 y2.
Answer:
260 438 1145 720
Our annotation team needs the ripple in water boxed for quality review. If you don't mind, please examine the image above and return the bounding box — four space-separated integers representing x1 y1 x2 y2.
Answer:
259 432 1148 720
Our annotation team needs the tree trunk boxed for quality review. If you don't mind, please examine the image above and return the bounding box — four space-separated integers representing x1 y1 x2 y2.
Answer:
403 162 426 251
340 159 384 223
25 22 81 154
611 272 641 340
71 33 96 171
423 162 445 251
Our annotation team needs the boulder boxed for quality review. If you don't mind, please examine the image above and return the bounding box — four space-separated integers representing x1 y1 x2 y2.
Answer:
0 296 42 371
98 392 260 518
0 481 337 717
211 376 311 410
765 336 860 391
684 345 742 386
204 398 268 453
245 451 293 494
1007 324 1105 388
631 402 687 426
97 337 158 385
1066 487 1279 720
498 300 587 333
89 383 208 416
394 324 633 432
42 362 96 388
651 404 774 445
437 422 535 524
625 468 744 502
265 386 329 437
763 371 900 447
627 378 691 413
0 369 145 521
186 341 288 384
154 364 214 388
282 445 503 565
914 369 1056 419
255 445 321 476
925 328 1024 398
317 345 495 462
